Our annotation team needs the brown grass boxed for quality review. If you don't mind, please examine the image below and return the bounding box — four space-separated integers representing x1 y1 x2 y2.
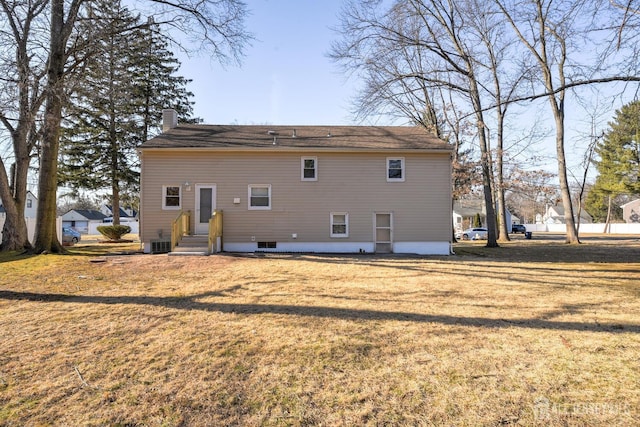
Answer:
0 236 639 426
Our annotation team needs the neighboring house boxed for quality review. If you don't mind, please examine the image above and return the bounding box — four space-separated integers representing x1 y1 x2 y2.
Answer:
0 191 39 242
452 198 518 233
138 110 453 255
621 199 640 223
543 205 592 224
0 190 38 218
100 204 138 220
453 199 486 232
61 209 107 234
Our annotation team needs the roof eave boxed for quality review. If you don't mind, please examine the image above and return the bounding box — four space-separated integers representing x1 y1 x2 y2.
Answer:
138 145 453 153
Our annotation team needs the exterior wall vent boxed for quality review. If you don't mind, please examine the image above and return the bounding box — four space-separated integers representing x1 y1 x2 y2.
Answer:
151 240 171 253
257 242 277 249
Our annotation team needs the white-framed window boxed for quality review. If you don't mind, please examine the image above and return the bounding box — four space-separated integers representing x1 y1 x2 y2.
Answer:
248 184 271 210
301 156 318 181
386 157 405 182
162 185 181 210
330 212 349 237
26 199 32 208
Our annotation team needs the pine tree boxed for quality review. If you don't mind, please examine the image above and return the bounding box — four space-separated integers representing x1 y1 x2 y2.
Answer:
60 1 196 224
585 101 640 223
131 17 198 143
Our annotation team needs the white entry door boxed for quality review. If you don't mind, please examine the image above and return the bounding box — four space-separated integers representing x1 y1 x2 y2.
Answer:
195 184 216 234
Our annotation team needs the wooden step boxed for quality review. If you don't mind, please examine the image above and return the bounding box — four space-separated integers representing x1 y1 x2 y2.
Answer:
171 235 210 255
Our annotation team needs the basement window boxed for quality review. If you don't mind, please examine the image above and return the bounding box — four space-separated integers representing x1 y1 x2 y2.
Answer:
257 242 277 249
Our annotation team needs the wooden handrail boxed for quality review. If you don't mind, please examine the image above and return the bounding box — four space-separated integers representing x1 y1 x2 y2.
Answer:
208 209 223 253
171 210 191 251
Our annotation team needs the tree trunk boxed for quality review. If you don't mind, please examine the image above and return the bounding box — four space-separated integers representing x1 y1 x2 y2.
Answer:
0 154 32 252
471 99 498 247
112 179 121 225
604 194 612 233
0 175 31 252
110 96 121 226
33 0 66 254
495 121 510 242
553 112 580 243
480 145 499 248
0 5 43 252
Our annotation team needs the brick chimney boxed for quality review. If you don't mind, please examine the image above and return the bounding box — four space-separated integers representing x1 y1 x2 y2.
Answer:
162 109 178 132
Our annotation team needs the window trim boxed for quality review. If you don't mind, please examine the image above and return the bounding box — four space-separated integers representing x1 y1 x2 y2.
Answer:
162 185 182 210
301 156 318 181
330 212 349 238
248 184 272 210
386 157 405 182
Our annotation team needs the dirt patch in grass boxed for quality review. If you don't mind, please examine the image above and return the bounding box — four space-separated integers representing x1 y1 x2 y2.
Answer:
0 238 638 425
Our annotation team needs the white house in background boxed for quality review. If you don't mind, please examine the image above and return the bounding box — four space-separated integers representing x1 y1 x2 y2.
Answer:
453 199 486 233
453 198 518 233
100 204 138 219
60 209 107 234
0 191 38 218
621 199 640 223
0 191 39 243
542 204 592 224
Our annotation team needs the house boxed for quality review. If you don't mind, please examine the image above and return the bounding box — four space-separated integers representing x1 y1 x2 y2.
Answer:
0 190 38 218
138 110 453 255
100 204 138 220
453 199 486 233
542 204 592 224
60 209 107 234
0 191 39 242
621 199 640 223
452 198 518 234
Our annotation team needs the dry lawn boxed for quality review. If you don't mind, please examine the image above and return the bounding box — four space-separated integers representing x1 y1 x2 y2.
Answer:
0 236 639 426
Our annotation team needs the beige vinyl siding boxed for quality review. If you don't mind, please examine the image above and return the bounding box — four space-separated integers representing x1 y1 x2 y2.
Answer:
140 150 451 246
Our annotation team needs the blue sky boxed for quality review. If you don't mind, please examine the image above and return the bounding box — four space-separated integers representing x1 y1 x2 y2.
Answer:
169 0 623 178
176 0 363 126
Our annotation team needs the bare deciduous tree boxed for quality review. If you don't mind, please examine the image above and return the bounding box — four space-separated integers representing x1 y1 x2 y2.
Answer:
332 0 544 246
0 0 48 251
506 168 558 224
0 0 250 253
466 0 529 242
495 0 590 243
332 0 640 247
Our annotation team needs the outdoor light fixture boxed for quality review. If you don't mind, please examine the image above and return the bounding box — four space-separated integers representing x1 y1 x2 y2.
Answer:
184 181 191 191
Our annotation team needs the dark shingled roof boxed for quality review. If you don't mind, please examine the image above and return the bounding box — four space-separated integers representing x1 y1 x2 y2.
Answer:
140 124 451 151
65 209 107 221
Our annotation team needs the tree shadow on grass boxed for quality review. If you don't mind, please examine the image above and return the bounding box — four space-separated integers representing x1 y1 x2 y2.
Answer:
0 245 142 263
0 290 638 334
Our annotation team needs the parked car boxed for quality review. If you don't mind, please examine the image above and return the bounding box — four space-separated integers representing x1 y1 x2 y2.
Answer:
103 217 138 223
460 227 488 240
511 224 527 234
62 227 81 244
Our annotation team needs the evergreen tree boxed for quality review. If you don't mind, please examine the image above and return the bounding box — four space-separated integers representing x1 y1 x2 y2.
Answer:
132 16 198 142
473 213 482 228
60 0 196 224
585 101 640 222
